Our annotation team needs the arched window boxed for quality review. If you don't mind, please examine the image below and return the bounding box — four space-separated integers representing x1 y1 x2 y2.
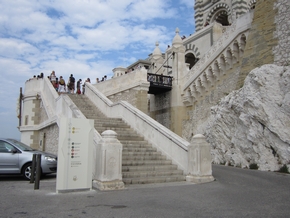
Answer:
185 53 199 69
213 10 229 26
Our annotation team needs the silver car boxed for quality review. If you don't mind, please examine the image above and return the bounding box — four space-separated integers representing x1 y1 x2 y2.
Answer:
0 138 57 180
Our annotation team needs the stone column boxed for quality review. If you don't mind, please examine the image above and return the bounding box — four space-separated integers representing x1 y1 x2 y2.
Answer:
93 130 125 190
186 134 214 183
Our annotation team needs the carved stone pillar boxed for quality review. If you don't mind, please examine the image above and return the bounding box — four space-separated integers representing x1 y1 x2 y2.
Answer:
93 130 125 190
186 134 214 183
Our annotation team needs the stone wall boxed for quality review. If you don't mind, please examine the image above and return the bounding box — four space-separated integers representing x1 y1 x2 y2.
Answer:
29 97 59 154
150 0 287 142
108 88 149 114
30 98 41 149
151 92 189 137
39 99 49 123
109 90 138 107
183 62 242 141
182 0 289 141
237 0 278 89
273 0 290 66
40 124 59 155
150 92 171 129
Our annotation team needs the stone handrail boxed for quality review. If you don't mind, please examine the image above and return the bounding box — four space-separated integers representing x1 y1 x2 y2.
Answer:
21 77 58 131
183 11 253 91
94 67 149 97
21 78 102 139
41 77 59 119
85 82 191 173
22 78 102 178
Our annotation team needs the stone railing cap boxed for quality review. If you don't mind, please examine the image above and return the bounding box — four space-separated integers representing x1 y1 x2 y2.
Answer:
192 134 205 139
101 130 117 137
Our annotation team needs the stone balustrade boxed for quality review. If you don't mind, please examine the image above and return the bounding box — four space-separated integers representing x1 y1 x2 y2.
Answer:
182 11 253 106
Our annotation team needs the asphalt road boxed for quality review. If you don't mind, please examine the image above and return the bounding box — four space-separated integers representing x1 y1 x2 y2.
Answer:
0 165 289 218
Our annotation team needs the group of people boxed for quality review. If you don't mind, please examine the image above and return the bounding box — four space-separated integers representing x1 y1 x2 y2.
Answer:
49 71 91 94
95 75 107 83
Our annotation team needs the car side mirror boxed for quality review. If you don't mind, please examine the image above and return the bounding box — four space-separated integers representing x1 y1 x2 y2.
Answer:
11 149 18 154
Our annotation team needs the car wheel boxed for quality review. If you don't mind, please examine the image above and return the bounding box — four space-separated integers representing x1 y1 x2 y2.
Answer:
22 163 32 180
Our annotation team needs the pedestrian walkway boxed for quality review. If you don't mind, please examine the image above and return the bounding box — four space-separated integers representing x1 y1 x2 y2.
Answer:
1 165 289 217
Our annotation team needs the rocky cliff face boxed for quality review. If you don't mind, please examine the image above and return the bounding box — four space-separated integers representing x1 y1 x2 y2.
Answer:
205 64 290 171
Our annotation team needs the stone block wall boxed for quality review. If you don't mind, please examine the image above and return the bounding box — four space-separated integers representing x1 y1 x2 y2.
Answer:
135 89 149 114
39 100 49 123
30 98 41 149
273 0 290 66
29 98 59 154
150 92 189 137
182 0 289 141
183 62 242 141
40 124 59 155
237 0 278 89
150 92 171 130
108 88 149 114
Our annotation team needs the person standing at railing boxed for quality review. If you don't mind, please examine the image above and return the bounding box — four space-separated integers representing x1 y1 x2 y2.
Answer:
54 78 59 92
82 78 90 94
68 74 75 94
58 76 66 93
50 71 56 86
76 79 82 94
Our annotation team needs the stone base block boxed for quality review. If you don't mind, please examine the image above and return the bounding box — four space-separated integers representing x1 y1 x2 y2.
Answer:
186 175 215 184
92 180 125 191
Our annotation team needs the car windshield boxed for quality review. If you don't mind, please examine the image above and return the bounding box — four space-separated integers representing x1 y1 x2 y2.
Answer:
7 139 34 151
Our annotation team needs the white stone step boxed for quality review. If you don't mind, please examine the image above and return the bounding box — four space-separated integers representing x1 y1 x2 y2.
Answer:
122 159 172 166
122 175 186 185
122 155 166 161
122 169 184 178
122 164 178 172
122 147 157 152
68 94 186 186
122 151 162 156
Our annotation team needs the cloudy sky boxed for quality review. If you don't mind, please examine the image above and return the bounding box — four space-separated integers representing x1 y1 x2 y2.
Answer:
0 0 195 140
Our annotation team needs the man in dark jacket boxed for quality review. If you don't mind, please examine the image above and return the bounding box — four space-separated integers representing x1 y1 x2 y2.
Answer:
69 74 75 93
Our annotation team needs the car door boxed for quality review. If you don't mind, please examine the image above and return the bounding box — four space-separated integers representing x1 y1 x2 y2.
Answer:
0 140 20 174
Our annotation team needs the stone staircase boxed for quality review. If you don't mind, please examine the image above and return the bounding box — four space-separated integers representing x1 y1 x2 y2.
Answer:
68 94 186 185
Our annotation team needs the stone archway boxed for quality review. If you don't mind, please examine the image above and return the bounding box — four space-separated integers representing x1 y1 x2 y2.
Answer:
212 9 230 26
185 52 199 69
206 3 231 26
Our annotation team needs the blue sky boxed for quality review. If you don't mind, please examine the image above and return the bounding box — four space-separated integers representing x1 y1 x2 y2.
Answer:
0 0 195 140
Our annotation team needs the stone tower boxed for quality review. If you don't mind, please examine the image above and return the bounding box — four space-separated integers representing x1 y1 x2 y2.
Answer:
194 0 257 32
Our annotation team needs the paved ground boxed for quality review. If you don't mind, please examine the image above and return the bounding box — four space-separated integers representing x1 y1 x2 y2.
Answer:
0 165 289 218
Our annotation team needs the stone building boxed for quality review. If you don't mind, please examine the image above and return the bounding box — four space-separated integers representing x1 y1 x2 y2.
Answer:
19 0 290 174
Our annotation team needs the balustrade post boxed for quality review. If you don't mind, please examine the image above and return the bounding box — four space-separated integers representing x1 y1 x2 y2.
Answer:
93 130 125 190
186 134 214 183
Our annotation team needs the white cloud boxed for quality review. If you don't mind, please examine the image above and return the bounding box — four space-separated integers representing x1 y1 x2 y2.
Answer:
0 38 39 59
180 0 194 8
